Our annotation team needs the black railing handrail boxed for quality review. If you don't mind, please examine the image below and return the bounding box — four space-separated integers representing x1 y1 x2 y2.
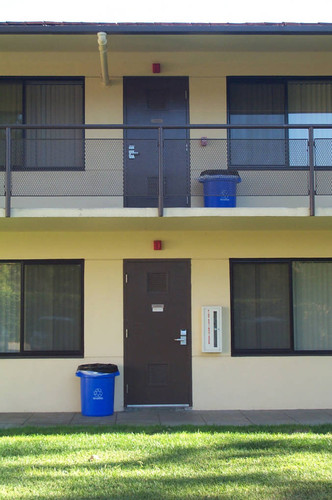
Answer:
1 123 332 130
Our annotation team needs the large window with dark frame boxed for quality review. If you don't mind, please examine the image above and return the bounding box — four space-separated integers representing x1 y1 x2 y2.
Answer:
228 77 332 169
0 78 84 170
231 259 332 355
0 260 83 357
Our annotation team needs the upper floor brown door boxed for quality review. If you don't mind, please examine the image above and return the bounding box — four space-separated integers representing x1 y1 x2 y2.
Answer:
124 77 189 208
124 259 192 406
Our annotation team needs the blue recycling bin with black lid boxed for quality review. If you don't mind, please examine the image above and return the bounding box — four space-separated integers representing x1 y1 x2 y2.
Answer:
76 363 120 416
199 169 241 207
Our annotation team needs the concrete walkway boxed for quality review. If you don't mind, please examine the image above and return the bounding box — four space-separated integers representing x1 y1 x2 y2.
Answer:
0 408 332 428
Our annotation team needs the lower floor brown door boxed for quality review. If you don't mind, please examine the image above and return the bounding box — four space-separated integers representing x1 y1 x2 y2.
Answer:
124 259 192 406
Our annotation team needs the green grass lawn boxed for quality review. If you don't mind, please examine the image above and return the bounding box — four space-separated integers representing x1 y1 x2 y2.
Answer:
0 425 331 499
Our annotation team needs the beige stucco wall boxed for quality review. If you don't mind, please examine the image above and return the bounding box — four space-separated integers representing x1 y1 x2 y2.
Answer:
0 42 331 411
0 228 331 412
2 49 332 78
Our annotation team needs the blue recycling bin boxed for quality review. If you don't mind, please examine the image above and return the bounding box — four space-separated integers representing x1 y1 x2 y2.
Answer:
76 364 120 417
199 170 241 207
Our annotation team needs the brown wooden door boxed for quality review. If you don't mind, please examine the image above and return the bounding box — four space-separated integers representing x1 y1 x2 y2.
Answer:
124 259 192 406
124 77 189 208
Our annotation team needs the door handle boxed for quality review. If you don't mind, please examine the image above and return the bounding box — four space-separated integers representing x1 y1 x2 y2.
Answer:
128 144 139 159
174 329 187 346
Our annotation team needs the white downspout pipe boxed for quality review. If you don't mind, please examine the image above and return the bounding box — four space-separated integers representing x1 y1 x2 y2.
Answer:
97 32 110 86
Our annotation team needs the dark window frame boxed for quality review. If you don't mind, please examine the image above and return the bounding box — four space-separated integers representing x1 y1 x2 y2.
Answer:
227 76 332 171
230 258 332 356
0 76 85 171
0 259 84 358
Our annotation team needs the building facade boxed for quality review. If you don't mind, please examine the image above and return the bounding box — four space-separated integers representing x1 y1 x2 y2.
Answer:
0 22 331 412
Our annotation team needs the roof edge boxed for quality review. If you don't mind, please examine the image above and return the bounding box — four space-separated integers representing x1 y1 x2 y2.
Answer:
1 22 332 35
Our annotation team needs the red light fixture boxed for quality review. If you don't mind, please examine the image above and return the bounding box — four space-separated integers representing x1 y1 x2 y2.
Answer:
152 63 161 74
153 240 162 250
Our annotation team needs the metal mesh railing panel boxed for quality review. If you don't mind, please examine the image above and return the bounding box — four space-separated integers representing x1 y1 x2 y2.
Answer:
315 171 332 195
0 172 5 197
229 138 288 167
11 139 124 197
235 170 309 197
1 127 332 210
189 139 310 198
314 138 332 168
11 169 123 197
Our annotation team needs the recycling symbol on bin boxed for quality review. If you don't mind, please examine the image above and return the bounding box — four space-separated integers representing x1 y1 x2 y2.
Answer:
93 388 104 400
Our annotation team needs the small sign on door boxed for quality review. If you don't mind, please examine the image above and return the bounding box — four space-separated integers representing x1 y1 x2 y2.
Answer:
152 304 164 313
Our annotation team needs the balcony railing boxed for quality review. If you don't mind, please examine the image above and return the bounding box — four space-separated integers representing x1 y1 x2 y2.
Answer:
2 124 332 217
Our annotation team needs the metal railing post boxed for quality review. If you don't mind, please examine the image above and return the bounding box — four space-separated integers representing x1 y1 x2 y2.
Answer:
308 126 315 216
5 127 11 218
158 127 164 217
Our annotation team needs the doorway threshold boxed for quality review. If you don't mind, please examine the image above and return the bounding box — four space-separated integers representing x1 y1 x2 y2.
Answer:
126 404 190 409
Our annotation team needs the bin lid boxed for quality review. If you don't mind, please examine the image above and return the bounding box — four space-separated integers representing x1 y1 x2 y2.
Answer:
200 169 239 177
76 363 119 374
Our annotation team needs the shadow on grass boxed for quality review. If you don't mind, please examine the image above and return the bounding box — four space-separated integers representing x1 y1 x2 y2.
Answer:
0 425 331 460
1 465 331 500
0 425 331 499
0 424 331 459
